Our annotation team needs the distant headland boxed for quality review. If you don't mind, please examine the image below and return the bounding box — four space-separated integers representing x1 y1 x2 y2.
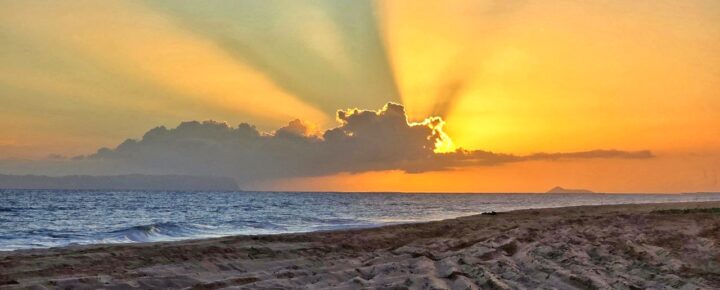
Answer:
0 174 238 191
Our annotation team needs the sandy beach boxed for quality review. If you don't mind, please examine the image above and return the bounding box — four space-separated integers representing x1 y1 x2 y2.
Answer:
1 201 719 289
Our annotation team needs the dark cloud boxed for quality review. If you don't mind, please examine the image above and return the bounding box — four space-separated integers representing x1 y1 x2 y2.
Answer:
81 103 434 182
427 149 653 170
63 103 652 184
522 150 654 160
0 103 653 184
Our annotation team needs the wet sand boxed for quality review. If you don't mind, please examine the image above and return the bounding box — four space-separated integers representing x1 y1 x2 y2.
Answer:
2 201 719 289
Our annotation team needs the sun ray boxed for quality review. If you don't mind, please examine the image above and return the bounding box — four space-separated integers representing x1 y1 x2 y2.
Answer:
0 0 330 128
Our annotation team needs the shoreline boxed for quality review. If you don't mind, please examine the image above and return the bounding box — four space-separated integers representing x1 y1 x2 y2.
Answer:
2 201 720 289
0 201 710 251
5 196 720 254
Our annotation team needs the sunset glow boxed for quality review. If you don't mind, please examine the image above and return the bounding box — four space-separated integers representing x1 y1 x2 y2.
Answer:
1 0 718 193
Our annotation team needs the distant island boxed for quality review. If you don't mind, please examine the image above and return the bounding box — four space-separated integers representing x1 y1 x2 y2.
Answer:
0 174 238 191
545 186 597 194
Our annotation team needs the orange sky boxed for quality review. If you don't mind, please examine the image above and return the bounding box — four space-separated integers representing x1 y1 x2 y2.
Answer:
0 0 718 193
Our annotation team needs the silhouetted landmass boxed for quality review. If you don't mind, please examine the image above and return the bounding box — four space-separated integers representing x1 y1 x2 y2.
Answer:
0 174 238 191
545 186 596 194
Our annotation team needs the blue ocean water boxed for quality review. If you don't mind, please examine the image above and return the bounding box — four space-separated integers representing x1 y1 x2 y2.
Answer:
1 190 719 251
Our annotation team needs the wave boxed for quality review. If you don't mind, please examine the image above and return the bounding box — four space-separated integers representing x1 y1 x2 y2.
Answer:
107 222 211 242
104 220 294 243
104 218 380 244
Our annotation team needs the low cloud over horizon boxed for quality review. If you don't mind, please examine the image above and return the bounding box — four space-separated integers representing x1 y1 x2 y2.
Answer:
0 103 653 185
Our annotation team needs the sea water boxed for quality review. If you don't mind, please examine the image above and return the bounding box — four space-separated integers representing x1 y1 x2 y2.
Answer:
1 189 719 251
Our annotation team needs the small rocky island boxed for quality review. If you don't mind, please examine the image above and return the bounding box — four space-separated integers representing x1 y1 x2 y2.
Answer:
545 186 597 194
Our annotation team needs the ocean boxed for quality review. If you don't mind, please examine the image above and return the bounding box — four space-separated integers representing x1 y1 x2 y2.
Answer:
1 189 719 251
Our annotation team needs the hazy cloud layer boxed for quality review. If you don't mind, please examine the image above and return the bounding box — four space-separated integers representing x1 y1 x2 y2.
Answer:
0 103 653 184
432 149 653 170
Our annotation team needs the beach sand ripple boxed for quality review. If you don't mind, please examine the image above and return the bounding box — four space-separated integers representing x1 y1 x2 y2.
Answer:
1 202 719 289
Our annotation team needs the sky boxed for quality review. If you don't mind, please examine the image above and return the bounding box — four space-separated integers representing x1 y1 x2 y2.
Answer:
0 0 718 193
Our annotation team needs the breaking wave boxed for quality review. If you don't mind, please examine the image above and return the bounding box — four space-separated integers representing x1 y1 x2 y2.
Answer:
107 222 212 243
3 190 720 251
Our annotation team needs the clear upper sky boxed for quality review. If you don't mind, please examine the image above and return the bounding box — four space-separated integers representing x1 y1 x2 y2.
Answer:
1 0 718 193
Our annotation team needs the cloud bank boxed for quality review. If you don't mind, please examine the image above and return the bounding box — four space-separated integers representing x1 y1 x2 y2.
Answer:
66 103 650 182
0 103 653 185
